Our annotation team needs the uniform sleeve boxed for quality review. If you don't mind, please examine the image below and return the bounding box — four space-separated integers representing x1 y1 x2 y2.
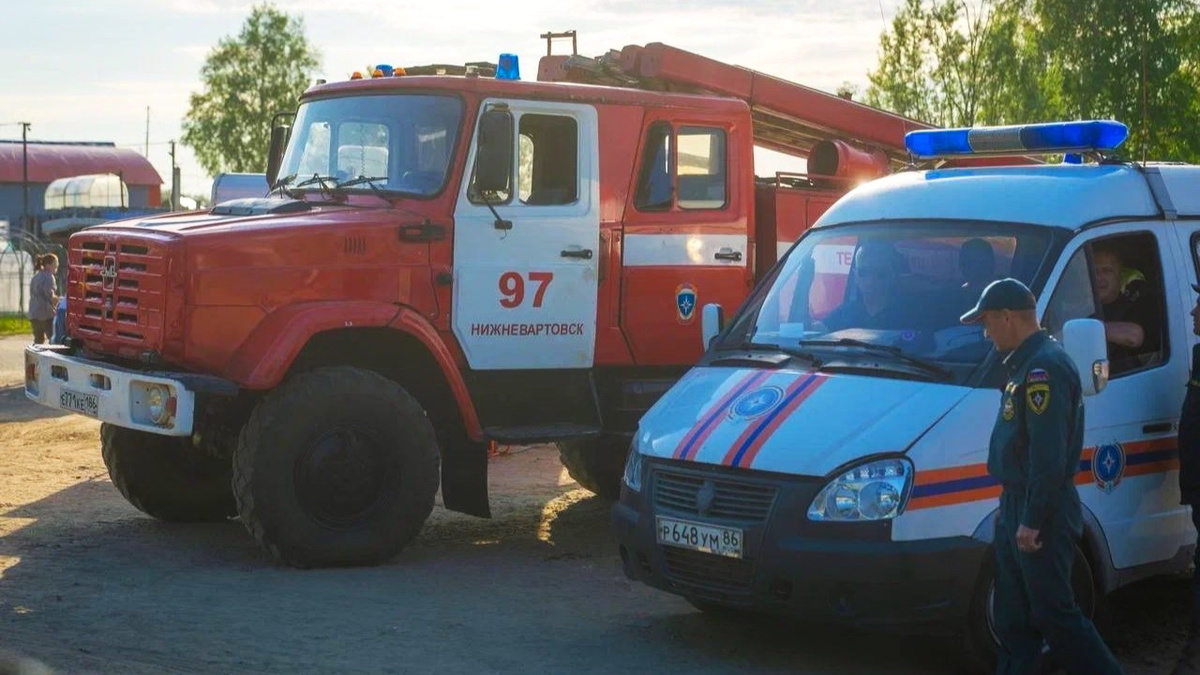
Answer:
1020 358 1076 530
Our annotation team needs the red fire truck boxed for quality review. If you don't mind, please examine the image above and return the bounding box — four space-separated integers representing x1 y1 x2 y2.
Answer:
23 35 929 567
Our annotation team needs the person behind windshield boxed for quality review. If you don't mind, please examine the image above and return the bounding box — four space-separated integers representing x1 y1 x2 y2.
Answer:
1092 244 1159 368
822 243 907 332
959 237 996 301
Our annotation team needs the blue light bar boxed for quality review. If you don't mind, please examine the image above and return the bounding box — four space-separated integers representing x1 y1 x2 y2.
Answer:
904 120 1129 159
496 53 520 81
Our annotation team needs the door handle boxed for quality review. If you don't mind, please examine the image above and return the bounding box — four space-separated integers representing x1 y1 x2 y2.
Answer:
1143 422 1173 434
560 248 593 260
714 248 743 262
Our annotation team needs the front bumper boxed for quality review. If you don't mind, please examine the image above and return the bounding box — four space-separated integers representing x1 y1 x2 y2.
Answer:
613 459 988 633
23 345 234 436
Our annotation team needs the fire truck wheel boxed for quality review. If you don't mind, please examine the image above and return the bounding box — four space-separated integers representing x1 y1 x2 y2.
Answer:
100 423 237 522
961 542 1103 674
233 366 440 568
556 435 630 500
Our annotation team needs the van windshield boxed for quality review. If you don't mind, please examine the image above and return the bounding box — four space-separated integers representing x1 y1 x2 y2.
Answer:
718 222 1055 384
278 94 463 197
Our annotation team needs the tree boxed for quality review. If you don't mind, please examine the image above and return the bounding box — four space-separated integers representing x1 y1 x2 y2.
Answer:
865 0 1200 161
182 4 320 176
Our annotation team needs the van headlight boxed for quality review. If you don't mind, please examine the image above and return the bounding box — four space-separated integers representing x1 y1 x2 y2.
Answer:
807 457 913 521
622 442 645 493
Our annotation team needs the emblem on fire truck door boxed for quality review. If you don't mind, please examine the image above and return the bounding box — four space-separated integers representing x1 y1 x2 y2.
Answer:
101 256 117 291
676 283 697 324
1092 442 1126 494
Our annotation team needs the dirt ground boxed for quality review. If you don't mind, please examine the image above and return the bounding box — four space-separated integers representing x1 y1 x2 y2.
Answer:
0 335 1191 674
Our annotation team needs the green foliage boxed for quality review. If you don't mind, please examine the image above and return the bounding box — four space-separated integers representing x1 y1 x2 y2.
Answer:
0 313 31 337
182 4 320 176
865 0 1200 161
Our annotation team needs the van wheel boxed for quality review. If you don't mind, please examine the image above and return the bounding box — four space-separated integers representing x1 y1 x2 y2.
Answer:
556 434 630 500
101 423 236 522
962 543 1101 674
233 367 440 568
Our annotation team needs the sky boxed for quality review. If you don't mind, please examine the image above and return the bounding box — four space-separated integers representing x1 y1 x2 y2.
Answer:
0 0 905 203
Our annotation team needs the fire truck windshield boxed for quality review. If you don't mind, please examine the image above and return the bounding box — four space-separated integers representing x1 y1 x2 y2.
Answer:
718 222 1056 382
278 93 464 197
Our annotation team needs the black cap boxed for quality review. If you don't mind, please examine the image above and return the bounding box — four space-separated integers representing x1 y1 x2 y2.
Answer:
960 278 1037 324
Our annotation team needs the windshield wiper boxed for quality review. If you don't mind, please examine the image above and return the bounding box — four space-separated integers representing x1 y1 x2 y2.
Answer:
797 338 953 381
711 341 822 368
338 175 389 192
294 173 344 201
269 173 301 199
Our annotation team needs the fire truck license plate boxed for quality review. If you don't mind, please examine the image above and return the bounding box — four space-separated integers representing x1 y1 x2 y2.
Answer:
59 388 99 418
656 516 743 558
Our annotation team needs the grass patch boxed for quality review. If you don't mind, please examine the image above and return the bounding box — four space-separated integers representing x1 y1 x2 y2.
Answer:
0 314 32 338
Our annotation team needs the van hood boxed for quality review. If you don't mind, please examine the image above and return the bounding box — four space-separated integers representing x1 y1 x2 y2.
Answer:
638 366 972 477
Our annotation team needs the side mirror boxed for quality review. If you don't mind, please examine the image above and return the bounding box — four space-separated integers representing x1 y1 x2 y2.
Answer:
474 108 513 193
266 124 291 187
1062 318 1109 396
701 303 725 351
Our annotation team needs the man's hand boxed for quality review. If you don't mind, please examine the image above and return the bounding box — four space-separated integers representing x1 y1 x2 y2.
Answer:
1104 320 1144 348
1016 525 1042 553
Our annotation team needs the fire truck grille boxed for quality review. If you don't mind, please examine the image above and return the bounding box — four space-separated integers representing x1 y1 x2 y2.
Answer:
72 237 168 350
661 547 754 595
653 471 778 523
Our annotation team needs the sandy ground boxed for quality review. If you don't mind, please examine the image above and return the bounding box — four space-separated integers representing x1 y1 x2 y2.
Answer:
0 335 1191 674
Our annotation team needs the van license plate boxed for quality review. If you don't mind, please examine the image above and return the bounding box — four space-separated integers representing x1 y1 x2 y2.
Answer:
656 516 743 559
60 388 99 418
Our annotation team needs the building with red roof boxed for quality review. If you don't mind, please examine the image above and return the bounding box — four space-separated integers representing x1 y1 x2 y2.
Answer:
0 140 162 237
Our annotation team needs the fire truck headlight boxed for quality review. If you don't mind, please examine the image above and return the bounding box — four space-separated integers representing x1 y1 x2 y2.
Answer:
808 457 912 522
144 383 176 427
622 438 645 493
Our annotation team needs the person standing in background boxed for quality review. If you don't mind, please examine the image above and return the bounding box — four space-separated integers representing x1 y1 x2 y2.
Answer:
28 253 59 345
1170 283 1200 675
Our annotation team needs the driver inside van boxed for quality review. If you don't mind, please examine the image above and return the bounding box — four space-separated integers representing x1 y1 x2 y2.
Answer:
1092 244 1160 368
822 243 908 331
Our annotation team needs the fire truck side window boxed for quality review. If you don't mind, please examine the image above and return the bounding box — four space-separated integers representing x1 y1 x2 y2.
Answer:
634 122 673 210
517 114 578 205
677 127 726 210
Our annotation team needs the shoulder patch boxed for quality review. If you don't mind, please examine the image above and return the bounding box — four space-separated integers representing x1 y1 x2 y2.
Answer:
1027 368 1050 383
1027 382 1050 415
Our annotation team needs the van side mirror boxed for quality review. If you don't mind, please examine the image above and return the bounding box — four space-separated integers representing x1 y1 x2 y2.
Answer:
702 303 725 350
474 108 513 193
1062 318 1109 396
266 124 291 187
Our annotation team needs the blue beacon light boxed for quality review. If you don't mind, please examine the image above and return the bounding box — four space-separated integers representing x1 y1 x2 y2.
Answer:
496 53 520 81
904 120 1129 159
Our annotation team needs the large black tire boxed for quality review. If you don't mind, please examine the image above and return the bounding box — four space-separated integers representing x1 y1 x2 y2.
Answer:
233 367 440 568
962 543 1102 674
557 434 630 500
100 423 236 522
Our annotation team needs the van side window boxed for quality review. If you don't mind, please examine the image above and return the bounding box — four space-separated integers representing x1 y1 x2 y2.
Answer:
634 122 673 210
1043 248 1096 340
517 114 578 205
1044 233 1168 377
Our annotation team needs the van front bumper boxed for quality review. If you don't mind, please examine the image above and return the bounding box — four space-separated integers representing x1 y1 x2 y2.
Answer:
613 459 988 632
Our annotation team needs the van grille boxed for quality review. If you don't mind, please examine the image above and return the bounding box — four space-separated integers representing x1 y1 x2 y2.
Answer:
661 547 754 595
71 236 168 352
653 470 777 523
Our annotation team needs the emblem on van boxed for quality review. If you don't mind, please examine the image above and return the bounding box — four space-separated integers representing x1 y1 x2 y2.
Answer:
101 256 117 290
695 480 716 516
676 283 697 324
731 386 783 420
1093 442 1125 494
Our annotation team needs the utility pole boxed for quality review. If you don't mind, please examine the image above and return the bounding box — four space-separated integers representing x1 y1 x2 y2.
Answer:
20 122 31 237
144 106 150 157
169 140 180 211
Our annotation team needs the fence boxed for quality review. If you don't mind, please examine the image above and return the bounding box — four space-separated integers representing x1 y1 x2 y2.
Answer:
0 231 66 315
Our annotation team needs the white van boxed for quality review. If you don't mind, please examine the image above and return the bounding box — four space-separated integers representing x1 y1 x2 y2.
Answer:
613 120 1199 669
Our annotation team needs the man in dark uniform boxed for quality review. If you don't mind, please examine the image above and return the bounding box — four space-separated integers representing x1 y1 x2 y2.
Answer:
962 278 1123 675
1170 284 1200 675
